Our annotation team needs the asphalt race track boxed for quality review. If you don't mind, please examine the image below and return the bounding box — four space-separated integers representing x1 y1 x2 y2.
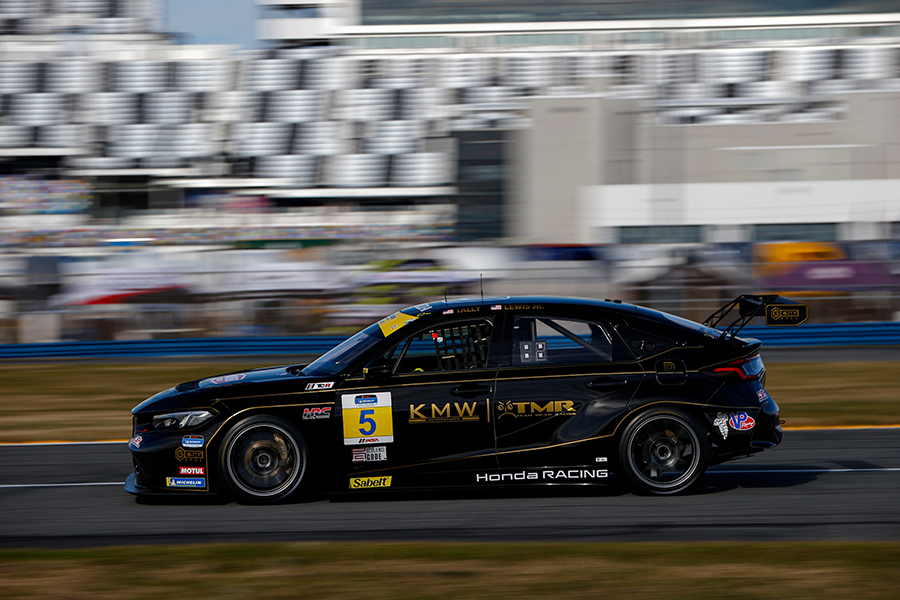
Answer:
1 428 899 548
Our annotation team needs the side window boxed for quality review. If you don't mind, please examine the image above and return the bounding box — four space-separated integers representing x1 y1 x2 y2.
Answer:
378 319 493 374
512 316 616 366
615 325 675 359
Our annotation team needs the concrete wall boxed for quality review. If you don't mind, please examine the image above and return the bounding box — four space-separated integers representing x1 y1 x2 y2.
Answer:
510 90 900 243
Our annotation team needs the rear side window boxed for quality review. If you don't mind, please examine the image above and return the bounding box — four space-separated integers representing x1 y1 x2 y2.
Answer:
512 316 625 365
615 324 675 359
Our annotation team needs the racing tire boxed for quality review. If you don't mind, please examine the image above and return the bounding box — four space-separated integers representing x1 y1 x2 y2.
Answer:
219 416 309 504
617 408 709 495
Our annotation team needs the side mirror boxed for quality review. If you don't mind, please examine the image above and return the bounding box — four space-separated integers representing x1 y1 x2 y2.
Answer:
363 364 393 382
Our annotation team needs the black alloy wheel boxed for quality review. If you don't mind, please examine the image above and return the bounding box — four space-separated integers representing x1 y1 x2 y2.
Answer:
618 408 709 495
220 416 308 503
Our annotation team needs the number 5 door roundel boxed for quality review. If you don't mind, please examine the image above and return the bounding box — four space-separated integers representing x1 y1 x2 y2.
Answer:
341 392 394 445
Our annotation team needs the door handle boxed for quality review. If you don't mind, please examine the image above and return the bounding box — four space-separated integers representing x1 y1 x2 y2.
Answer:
586 378 628 391
450 384 492 397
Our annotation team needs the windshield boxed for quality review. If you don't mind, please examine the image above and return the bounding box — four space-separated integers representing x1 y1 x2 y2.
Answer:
302 323 384 376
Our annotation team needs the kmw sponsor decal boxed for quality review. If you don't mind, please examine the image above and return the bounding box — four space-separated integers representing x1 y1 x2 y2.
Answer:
476 469 607 483
303 406 332 420
179 466 205 476
409 401 479 424
497 400 574 419
175 448 204 461
349 476 392 489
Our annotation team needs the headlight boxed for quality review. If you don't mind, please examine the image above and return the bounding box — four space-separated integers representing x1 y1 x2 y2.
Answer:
152 410 215 430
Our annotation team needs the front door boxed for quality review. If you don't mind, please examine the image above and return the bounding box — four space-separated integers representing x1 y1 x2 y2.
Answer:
339 315 500 489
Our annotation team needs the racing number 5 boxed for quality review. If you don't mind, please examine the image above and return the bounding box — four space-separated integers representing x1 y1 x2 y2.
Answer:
358 409 377 435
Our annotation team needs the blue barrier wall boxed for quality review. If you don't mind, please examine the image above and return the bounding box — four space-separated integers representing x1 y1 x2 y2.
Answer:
0 323 898 359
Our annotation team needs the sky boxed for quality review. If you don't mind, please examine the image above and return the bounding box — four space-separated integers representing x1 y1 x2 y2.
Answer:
165 0 257 49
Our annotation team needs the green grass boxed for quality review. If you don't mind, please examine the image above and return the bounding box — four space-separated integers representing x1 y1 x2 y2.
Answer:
0 542 898 599
0 361 897 442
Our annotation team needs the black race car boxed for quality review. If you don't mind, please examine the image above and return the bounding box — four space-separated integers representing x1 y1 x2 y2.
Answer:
125 294 807 500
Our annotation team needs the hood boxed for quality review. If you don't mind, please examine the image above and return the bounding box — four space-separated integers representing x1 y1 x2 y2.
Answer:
132 364 321 415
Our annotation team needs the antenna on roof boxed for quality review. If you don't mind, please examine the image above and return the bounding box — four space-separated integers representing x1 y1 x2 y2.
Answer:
480 273 484 303
444 289 448 303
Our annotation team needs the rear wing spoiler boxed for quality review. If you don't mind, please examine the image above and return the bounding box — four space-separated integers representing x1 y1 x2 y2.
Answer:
703 295 808 340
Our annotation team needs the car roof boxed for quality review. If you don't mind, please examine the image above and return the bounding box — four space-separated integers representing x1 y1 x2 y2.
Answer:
401 296 640 318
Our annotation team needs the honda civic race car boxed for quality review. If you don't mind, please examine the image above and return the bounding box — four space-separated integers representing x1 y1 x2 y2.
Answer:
125 294 806 501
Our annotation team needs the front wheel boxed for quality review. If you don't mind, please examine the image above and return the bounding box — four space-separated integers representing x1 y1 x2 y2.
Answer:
617 408 709 495
219 416 309 503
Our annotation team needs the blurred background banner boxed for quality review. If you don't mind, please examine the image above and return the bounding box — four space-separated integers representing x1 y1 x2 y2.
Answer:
1 0 900 346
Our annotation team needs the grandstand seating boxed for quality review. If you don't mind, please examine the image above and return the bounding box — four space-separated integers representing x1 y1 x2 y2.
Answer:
1 5 900 192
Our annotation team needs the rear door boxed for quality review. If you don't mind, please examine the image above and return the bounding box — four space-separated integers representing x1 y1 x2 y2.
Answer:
492 312 643 478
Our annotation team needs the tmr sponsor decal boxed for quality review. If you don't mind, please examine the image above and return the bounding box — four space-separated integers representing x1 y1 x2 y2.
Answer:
409 401 479 424
305 381 334 391
342 392 393 445
175 448 204 461
208 373 246 385
476 469 608 483
166 477 206 488
497 400 575 419
182 435 204 448
303 406 332 420
179 466 205 476
349 476 392 490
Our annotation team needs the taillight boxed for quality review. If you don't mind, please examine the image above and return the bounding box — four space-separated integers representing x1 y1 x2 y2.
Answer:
711 354 765 381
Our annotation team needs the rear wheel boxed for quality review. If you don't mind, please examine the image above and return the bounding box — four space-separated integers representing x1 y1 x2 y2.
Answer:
618 408 709 495
220 416 308 503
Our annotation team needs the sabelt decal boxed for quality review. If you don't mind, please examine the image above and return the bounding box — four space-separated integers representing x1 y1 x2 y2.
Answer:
342 392 393 445
349 476 392 489
175 448 204 461
409 401 479 424
729 412 756 431
129 435 142 448
166 477 206 488
757 389 770 401
497 400 575 419
305 381 334 391
209 373 246 385
303 406 332 420
476 469 607 483
179 466 205 476
182 435 204 448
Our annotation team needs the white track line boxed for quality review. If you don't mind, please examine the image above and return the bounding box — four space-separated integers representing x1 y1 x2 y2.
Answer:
709 468 900 474
0 482 123 489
